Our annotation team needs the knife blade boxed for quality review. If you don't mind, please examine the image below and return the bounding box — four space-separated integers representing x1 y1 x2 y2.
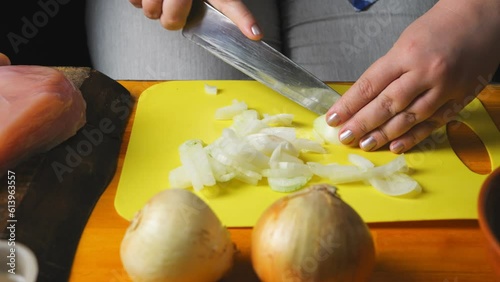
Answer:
182 1 342 115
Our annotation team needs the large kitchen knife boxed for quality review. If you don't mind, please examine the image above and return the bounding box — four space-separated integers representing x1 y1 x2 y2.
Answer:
182 1 342 115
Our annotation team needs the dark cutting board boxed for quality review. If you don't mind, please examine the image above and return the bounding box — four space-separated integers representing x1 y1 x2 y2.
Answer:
0 67 134 282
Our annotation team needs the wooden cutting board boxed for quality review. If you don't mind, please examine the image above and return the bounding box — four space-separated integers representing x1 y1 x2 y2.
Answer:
0 68 133 281
115 81 500 227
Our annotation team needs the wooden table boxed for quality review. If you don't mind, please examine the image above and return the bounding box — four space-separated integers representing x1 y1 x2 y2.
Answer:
69 81 500 282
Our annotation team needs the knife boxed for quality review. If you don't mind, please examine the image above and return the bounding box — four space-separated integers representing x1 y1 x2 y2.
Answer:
182 1 342 115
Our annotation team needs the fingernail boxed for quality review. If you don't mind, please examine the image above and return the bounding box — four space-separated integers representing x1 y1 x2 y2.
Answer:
339 130 354 144
360 136 377 151
251 24 262 36
390 141 405 154
326 113 341 126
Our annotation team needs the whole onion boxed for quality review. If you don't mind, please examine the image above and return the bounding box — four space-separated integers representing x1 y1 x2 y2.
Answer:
251 184 376 282
120 188 235 282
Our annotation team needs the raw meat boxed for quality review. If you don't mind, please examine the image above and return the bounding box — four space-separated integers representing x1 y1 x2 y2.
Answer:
0 65 87 175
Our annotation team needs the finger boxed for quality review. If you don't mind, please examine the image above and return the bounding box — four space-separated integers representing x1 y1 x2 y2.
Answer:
0 53 11 66
129 0 142 8
325 54 403 127
159 0 192 30
358 87 448 151
208 0 263 40
142 0 163 19
388 102 459 154
338 71 429 147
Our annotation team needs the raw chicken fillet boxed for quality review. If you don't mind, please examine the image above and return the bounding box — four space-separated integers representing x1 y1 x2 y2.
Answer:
0 65 87 175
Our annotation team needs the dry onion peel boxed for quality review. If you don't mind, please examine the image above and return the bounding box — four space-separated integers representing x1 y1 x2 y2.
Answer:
120 188 235 282
251 184 376 282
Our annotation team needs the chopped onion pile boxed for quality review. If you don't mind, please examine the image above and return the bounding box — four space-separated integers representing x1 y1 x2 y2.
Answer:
169 100 421 196
170 101 322 193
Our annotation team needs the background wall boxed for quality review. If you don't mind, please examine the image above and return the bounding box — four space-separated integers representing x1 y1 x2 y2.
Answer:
0 0 91 67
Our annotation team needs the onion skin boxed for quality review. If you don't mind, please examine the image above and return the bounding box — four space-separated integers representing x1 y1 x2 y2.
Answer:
120 188 234 282
251 184 376 282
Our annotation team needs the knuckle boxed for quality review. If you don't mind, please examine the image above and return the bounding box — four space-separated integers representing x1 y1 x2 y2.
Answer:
440 107 459 123
415 95 438 119
355 77 376 101
428 56 452 78
406 130 420 147
340 99 356 117
377 128 390 143
144 10 160 19
142 0 163 18
350 117 370 135
379 94 396 116
402 111 417 125
425 119 442 131
411 120 441 146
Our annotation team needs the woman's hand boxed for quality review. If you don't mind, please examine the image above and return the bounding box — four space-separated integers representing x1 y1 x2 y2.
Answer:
0 53 10 66
326 0 500 154
129 0 263 40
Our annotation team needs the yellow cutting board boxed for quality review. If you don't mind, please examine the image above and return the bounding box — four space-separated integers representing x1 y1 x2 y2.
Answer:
115 81 500 226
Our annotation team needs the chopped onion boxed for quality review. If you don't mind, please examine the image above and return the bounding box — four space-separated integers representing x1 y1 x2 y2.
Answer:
269 142 302 165
292 138 327 153
308 154 408 184
261 113 294 126
168 165 191 188
245 133 290 156
204 83 218 95
214 99 248 120
348 153 375 170
267 175 312 193
260 127 296 142
348 154 422 196
169 99 420 197
263 162 312 177
230 110 267 136
178 139 216 191
120 188 235 282
369 172 422 196
251 184 376 281
206 153 235 182
313 114 342 145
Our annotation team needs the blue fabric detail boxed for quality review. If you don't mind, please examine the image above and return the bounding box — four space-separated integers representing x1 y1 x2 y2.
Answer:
349 0 378 12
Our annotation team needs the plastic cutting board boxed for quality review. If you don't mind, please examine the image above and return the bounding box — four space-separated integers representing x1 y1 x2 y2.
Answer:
115 81 500 227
